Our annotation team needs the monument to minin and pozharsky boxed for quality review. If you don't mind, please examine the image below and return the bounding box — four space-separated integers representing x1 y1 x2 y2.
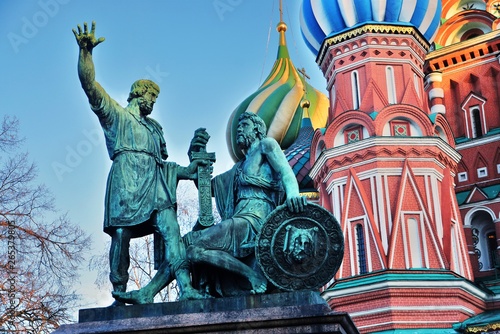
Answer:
54 21 357 334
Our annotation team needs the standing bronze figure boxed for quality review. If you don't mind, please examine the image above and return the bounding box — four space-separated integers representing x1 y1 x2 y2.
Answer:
73 21 205 304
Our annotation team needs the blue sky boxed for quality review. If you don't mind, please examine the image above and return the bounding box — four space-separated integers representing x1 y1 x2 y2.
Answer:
0 0 327 309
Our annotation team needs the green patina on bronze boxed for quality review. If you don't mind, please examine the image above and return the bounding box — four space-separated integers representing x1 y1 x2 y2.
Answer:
190 147 216 227
73 21 207 304
73 22 341 306
113 112 310 304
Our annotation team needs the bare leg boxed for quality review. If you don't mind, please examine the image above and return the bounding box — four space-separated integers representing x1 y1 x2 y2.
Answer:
187 245 267 294
114 209 208 304
113 260 173 304
155 209 205 300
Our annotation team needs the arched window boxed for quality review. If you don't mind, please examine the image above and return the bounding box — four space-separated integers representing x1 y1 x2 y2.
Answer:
351 71 361 110
461 28 484 42
471 107 483 138
386 66 397 104
407 218 423 268
462 95 487 139
413 73 420 98
451 224 463 275
355 224 367 274
487 231 498 270
470 210 496 270
315 140 326 160
331 86 336 107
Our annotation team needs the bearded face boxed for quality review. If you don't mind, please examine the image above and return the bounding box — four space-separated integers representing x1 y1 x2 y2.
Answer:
236 132 256 150
137 90 157 116
284 226 318 265
236 119 257 150
137 98 152 115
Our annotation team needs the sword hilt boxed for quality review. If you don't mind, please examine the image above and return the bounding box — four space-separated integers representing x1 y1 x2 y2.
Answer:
190 149 216 227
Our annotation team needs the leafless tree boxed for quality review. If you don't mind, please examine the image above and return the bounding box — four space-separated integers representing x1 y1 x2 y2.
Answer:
0 116 92 333
90 180 220 303
90 235 180 303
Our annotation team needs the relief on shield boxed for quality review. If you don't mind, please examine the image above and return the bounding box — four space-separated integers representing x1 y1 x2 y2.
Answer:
256 203 344 291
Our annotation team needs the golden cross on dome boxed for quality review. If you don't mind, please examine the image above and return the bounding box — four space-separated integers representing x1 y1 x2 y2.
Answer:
298 67 311 98
298 67 310 80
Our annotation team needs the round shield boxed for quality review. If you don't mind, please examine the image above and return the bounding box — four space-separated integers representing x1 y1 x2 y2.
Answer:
256 203 344 291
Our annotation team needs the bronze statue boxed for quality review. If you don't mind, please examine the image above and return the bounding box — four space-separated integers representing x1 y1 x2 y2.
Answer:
113 112 308 304
73 21 205 304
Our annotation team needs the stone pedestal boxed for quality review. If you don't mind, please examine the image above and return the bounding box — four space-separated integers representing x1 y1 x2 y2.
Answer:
54 291 358 333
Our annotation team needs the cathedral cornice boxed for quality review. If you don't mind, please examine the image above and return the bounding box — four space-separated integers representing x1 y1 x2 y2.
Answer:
427 29 500 63
310 137 461 180
317 24 430 65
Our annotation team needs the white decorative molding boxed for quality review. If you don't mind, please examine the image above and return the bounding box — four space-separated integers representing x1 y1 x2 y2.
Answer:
429 87 444 99
310 137 461 179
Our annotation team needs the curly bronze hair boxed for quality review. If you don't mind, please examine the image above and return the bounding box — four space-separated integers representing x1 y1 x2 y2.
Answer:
127 79 160 102
238 111 267 140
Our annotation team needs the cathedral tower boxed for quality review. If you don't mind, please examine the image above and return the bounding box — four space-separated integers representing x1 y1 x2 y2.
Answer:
300 1 483 332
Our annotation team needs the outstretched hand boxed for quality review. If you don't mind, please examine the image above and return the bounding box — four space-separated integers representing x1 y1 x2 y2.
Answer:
286 196 308 213
72 21 105 52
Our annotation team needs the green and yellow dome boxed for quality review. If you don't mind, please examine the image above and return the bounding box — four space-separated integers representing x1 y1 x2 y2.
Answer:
226 20 329 162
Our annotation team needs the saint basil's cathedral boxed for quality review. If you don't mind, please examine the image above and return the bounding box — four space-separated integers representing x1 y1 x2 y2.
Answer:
227 0 500 332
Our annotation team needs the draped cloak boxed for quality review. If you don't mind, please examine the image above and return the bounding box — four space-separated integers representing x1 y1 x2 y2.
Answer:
213 161 284 234
91 93 178 237
195 160 284 296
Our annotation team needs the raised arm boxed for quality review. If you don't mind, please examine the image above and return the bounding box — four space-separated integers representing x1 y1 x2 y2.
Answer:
261 137 307 213
72 21 106 108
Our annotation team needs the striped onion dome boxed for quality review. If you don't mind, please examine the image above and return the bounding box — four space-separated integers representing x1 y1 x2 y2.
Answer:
226 21 329 162
284 105 316 193
300 0 442 55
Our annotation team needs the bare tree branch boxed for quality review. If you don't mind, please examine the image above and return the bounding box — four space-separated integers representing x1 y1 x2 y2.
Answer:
89 181 221 304
0 116 23 152
0 117 91 333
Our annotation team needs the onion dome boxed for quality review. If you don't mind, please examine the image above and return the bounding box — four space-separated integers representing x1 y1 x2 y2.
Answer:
284 101 316 194
300 0 442 55
226 20 329 162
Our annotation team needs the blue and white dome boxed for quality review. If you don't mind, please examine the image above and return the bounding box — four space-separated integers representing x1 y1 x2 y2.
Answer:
300 0 442 55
